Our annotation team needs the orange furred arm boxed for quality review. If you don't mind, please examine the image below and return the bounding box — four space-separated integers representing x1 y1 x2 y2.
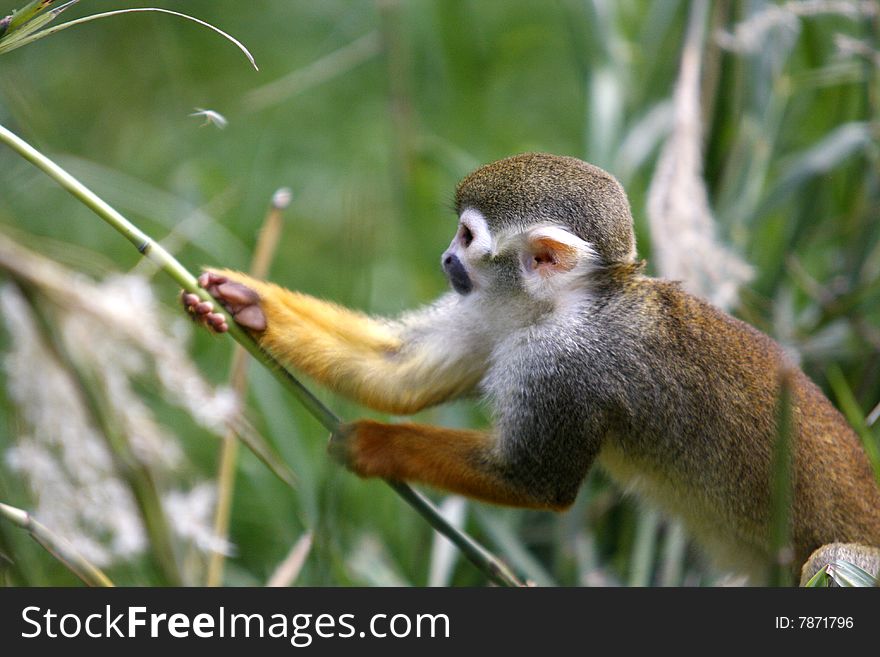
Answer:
332 420 572 510
211 269 487 414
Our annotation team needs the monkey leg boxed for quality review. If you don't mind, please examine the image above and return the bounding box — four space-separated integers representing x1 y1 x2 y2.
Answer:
329 419 576 511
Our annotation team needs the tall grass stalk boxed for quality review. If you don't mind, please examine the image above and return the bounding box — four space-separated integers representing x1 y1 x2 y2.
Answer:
266 531 313 587
0 501 114 587
827 364 880 482
0 3 258 66
206 188 290 587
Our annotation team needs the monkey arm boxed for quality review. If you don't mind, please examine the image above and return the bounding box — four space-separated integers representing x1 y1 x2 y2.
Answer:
330 421 549 508
331 415 597 511
205 269 488 415
330 363 603 510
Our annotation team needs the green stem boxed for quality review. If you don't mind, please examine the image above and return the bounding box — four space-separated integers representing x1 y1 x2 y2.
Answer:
207 190 289 587
0 501 115 587
826 364 880 483
0 7 258 67
0 121 336 433
0 121 524 587
388 482 522 587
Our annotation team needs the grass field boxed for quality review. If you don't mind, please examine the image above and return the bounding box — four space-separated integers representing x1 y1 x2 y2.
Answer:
0 0 877 586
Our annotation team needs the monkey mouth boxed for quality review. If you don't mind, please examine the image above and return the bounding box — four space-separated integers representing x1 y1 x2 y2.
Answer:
449 276 472 295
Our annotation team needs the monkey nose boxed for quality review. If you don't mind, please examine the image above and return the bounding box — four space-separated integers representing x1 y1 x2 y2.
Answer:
442 253 473 295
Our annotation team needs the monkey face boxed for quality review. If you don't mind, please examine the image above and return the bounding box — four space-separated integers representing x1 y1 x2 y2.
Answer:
442 207 599 302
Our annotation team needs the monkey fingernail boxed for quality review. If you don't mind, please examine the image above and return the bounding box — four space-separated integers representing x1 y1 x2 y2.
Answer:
182 293 199 309
198 271 228 289
206 313 227 331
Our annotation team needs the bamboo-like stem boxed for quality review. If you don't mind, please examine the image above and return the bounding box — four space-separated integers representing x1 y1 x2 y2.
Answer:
0 501 115 587
0 121 525 587
390 482 522 586
206 188 291 587
266 531 313 587
0 121 334 453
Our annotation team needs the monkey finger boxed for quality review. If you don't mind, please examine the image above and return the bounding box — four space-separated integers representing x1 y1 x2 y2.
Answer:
181 292 200 311
192 301 214 315
198 271 228 290
206 312 229 333
181 292 222 320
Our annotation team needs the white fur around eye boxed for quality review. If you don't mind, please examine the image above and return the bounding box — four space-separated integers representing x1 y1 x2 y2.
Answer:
458 208 492 255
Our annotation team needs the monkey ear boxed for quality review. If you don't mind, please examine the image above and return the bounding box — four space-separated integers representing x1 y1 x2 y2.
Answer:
522 226 594 276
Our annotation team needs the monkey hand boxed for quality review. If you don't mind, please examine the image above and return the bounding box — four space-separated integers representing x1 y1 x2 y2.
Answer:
181 271 267 333
328 420 395 479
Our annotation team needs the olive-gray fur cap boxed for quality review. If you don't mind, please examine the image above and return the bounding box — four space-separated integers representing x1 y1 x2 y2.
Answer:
454 153 636 265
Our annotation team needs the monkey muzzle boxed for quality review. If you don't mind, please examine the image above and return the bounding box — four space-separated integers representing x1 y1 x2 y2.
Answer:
442 253 473 295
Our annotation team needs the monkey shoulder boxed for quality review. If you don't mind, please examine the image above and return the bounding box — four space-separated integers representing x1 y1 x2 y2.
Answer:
604 277 788 378
483 276 797 427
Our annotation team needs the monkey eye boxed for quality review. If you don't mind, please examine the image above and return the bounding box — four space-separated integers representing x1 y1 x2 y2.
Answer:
459 225 474 248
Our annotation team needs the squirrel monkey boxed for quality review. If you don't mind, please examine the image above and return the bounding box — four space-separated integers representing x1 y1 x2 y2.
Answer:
184 153 880 581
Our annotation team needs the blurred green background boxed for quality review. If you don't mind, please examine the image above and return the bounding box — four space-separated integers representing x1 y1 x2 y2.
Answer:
0 0 877 586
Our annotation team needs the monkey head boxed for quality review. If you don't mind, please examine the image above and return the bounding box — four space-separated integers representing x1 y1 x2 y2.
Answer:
442 153 637 302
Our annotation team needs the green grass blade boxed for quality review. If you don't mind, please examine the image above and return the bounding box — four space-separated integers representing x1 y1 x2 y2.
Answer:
826 560 878 587
0 501 114 587
629 508 660 587
5 0 53 34
0 7 57 50
474 508 556 587
803 565 830 587
0 6 257 69
751 122 872 221
826 364 880 482
0 0 77 50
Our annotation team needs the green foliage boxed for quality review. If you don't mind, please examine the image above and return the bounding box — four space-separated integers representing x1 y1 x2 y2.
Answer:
0 0 878 586
804 560 879 587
